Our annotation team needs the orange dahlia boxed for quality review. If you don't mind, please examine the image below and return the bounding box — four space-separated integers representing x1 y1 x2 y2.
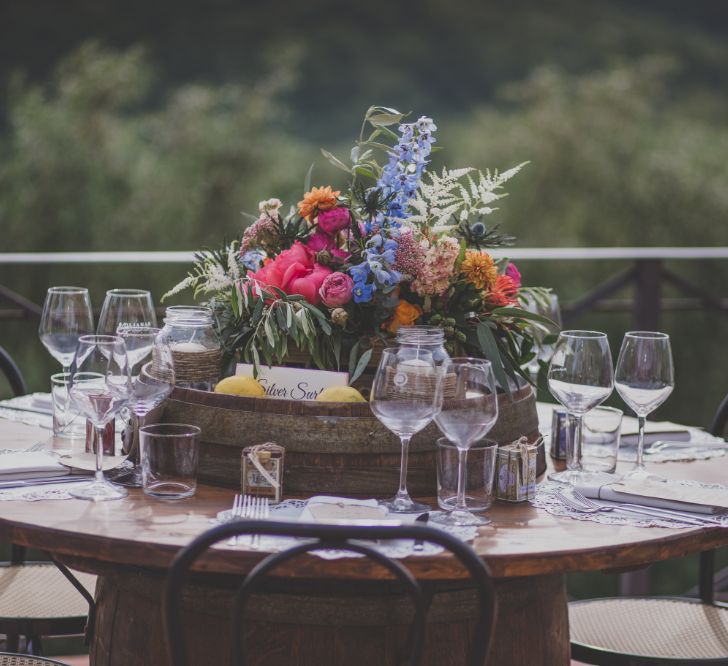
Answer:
384 299 423 334
460 250 498 290
298 186 340 221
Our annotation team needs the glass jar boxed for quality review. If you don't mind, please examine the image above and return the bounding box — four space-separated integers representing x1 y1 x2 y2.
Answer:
395 325 450 365
160 311 222 391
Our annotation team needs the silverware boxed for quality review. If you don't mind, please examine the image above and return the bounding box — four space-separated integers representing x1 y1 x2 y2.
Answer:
413 512 429 552
0 476 87 490
560 489 720 527
646 441 728 453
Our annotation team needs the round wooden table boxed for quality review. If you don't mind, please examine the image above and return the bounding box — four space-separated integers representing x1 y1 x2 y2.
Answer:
1 419 727 666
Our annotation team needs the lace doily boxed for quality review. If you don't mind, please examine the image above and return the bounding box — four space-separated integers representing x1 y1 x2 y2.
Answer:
214 499 478 560
0 480 92 502
533 481 727 528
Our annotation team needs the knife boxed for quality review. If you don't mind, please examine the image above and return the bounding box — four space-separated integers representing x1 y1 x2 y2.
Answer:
413 512 429 551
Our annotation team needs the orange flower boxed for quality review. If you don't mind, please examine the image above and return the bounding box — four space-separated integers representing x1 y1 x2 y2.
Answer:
298 186 340 221
484 275 519 308
384 299 423 334
460 250 498 290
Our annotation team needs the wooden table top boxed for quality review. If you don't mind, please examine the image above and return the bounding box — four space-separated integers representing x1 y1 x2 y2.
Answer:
0 418 727 581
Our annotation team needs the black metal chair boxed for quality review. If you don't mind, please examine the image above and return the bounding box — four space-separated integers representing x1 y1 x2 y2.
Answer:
0 345 96 656
163 521 495 666
569 392 728 665
0 347 27 398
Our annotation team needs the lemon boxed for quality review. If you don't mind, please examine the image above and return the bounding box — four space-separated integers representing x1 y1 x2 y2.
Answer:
316 386 367 403
214 375 266 397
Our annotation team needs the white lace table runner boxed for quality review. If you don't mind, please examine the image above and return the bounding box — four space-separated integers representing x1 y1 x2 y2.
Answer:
533 481 728 528
214 499 478 560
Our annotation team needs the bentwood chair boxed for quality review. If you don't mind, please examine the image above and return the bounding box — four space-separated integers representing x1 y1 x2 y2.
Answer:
163 521 495 666
569 392 728 665
0 346 97 656
0 654 69 665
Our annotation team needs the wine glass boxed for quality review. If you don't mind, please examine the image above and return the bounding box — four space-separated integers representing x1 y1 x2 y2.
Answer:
548 330 614 485
39 286 94 374
431 358 498 526
68 335 131 501
97 289 157 336
615 331 674 481
370 347 443 513
112 328 175 487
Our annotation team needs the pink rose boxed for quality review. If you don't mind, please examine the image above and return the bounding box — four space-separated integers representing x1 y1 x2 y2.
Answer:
505 262 521 289
319 272 354 308
317 207 351 235
288 263 332 305
306 231 336 253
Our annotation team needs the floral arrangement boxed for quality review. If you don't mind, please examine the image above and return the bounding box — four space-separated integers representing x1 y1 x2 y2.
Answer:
165 106 555 390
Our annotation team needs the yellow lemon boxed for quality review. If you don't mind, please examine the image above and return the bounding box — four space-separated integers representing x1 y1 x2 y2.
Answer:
214 375 266 397
316 386 367 403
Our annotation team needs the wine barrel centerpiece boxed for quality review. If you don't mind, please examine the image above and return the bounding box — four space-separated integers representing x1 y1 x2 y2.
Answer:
160 384 543 496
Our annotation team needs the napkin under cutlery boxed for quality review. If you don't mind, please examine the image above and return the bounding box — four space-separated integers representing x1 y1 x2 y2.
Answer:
0 451 71 481
575 479 728 515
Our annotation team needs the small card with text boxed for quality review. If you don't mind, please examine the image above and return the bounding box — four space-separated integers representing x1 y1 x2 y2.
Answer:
235 364 349 400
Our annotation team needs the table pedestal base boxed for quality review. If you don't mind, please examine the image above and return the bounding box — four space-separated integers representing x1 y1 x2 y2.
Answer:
89 569 569 666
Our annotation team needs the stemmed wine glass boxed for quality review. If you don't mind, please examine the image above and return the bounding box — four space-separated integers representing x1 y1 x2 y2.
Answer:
97 289 157 335
615 331 674 481
112 328 175 487
370 347 443 513
548 330 614 485
431 358 499 526
68 335 131 501
39 286 94 375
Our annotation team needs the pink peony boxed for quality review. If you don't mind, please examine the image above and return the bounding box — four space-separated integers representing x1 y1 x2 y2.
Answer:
317 207 351 235
319 272 354 308
306 231 336 253
249 241 332 305
505 262 522 289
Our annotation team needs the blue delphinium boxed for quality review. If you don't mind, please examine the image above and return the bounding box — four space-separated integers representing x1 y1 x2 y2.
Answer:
240 249 266 272
349 116 436 305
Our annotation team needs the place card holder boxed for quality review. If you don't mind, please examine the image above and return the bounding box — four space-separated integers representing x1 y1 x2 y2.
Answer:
241 442 285 503
495 436 541 503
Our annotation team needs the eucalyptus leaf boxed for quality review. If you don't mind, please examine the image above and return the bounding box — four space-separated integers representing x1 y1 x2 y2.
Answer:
492 307 559 330
349 348 373 385
368 112 405 127
303 163 314 194
320 148 350 172
348 341 360 377
476 322 511 397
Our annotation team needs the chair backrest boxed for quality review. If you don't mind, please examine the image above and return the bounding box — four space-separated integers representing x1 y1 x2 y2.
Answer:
163 520 495 666
0 346 27 397
709 392 728 438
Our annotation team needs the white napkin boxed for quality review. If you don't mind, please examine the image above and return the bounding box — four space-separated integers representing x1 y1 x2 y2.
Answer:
575 480 727 515
299 496 395 525
30 393 53 412
0 452 70 480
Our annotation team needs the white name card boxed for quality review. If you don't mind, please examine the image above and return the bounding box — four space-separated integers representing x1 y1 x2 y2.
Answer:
235 364 349 401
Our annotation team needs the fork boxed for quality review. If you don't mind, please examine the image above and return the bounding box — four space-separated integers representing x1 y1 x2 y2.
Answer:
558 489 717 526
252 497 270 549
25 442 48 453
228 494 243 545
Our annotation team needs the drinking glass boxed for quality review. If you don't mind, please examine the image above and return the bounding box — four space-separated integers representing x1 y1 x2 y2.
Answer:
547 330 614 485
112 328 175 487
51 372 88 440
436 438 498 514
615 331 674 481
432 358 499 526
39 286 94 374
370 347 442 513
68 335 131 501
140 424 200 499
97 289 157 336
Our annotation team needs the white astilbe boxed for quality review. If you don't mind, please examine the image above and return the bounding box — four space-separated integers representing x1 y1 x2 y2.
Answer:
162 275 197 301
227 244 241 282
162 243 239 301
408 163 528 232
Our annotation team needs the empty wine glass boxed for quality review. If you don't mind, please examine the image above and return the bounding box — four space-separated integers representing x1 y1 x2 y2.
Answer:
431 358 498 526
39 286 94 374
615 331 674 482
111 328 176 487
97 289 157 336
68 335 131 501
370 347 443 513
548 330 614 485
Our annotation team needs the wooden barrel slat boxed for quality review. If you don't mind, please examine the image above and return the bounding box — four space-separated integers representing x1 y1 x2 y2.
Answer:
161 384 544 495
